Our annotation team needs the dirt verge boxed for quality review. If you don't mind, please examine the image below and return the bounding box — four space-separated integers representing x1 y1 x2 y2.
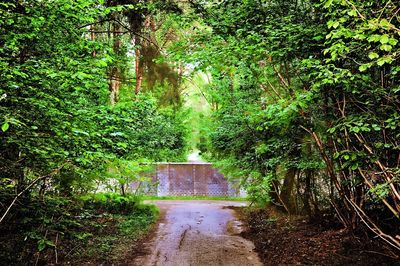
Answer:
237 206 399 266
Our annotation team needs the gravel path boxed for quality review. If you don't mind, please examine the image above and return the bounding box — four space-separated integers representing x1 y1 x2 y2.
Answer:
132 200 263 266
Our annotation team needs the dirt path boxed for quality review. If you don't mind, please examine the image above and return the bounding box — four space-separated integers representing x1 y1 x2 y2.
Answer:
132 200 263 266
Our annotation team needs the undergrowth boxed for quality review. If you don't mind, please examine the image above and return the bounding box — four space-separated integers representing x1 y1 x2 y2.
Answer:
0 193 158 265
239 206 399 265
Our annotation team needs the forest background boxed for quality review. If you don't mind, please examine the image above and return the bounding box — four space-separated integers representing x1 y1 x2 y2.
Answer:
0 0 399 264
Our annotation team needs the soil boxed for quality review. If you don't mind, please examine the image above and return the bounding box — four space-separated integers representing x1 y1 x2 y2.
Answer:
131 200 263 266
237 206 400 266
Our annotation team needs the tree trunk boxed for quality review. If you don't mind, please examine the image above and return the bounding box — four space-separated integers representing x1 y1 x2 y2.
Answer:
303 169 312 217
90 24 96 57
135 46 143 94
280 168 297 214
108 17 122 105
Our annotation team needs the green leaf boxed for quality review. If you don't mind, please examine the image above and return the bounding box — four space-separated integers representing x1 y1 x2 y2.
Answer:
347 9 357 17
379 34 389 44
327 20 340 29
38 240 46 252
95 59 108 67
359 64 370 72
388 38 398 46
324 0 334 8
368 52 379 60
367 34 381 43
116 142 128 149
379 44 392 52
332 21 340 29
379 19 392 29
377 56 393 66
327 127 336 133
351 164 358 170
1 122 9 132
372 124 381 131
72 129 89 136
312 35 323 41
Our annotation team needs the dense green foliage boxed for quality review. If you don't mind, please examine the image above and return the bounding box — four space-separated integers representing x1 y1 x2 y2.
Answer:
176 0 400 251
0 0 187 263
1 0 399 261
0 193 158 264
0 0 187 194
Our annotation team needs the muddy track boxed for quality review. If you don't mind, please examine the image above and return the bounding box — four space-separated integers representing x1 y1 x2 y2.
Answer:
132 200 262 266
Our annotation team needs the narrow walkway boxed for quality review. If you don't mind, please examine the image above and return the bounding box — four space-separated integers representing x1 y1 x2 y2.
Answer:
133 200 262 266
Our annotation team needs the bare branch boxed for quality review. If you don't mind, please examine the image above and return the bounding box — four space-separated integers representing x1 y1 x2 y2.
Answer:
0 164 67 224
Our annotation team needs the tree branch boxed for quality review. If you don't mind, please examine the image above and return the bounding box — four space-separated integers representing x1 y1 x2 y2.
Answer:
0 164 67 223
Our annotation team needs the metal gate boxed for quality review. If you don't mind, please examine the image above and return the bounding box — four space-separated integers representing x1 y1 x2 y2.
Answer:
150 163 240 196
